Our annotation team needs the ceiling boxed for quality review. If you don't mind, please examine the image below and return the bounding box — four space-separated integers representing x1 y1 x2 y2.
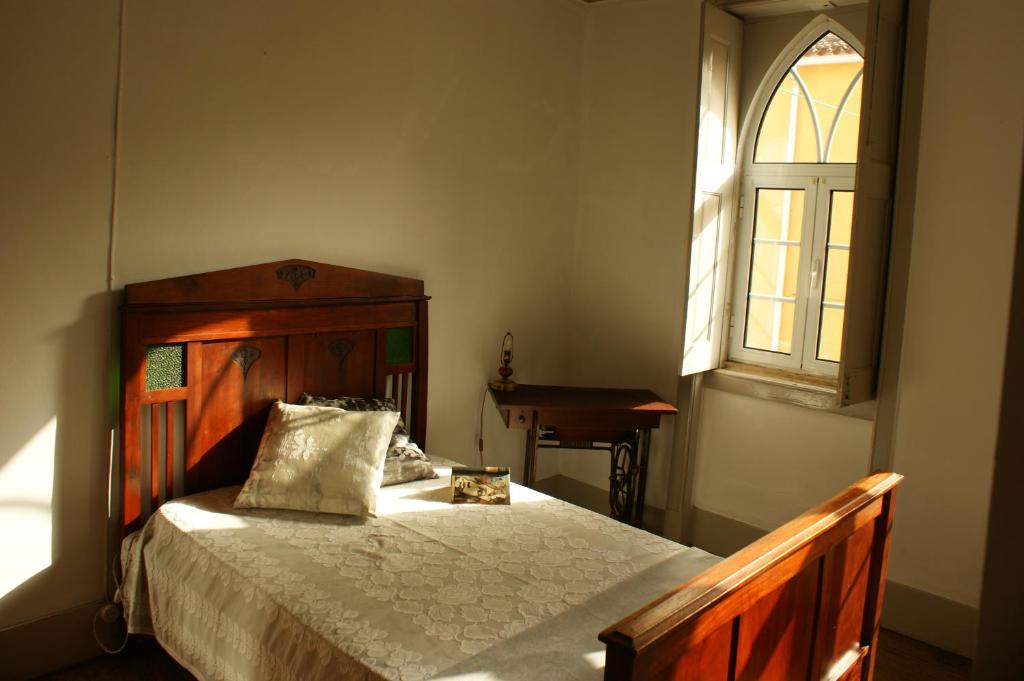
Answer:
713 0 868 19
578 0 867 20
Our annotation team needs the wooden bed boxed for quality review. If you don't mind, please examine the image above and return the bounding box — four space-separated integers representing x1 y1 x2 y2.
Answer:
600 471 900 680
119 259 901 681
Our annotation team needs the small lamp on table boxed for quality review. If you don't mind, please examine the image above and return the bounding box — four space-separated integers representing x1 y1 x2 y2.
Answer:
488 332 517 392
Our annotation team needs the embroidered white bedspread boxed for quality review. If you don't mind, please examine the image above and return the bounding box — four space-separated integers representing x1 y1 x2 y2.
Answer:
120 460 718 681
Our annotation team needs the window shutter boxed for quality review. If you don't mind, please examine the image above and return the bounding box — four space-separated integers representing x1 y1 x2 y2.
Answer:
839 0 907 405
682 4 743 376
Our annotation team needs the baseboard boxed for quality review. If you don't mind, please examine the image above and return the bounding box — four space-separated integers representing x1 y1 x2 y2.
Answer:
534 474 665 535
690 505 766 557
688 506 979 658
0 599 105 680
882 580 978 658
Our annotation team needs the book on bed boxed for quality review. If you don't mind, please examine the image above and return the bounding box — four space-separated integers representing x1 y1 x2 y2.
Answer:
451 466 511 504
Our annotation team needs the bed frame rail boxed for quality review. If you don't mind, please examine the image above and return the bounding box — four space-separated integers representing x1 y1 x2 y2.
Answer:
600 472 902 681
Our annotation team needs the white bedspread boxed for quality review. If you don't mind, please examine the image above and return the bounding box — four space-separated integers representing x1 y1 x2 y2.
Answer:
120 460 718 681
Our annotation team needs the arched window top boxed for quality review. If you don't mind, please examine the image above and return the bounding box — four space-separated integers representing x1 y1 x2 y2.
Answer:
753 32 863 164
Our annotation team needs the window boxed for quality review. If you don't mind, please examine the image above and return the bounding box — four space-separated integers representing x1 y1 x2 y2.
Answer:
729 32 863 376
684 10 905 407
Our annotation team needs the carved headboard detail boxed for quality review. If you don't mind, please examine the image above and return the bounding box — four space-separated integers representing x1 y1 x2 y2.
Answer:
120 259 429 535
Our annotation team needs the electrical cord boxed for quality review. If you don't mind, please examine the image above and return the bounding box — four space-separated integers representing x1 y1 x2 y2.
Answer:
92 551 129 654
106 0 126 292
477 387 488 466
95 0 130 655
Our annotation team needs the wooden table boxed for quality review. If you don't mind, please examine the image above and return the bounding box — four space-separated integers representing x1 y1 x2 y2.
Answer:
489 384 677 527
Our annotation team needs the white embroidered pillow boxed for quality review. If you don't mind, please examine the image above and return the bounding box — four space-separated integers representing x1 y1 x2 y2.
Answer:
234 402 399 516
297 393 438 486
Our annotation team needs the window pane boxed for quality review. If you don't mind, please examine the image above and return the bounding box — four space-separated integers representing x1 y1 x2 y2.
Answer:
754 33 863 164
750 244 801 298
824 70 862 162
754 72 819 163
818 307 845 362
745 298 797 355
828 190 854 245
145 344 185 391
744 188 804 355
817 190 854 362
823 249 849 304
385 327 413 364
751 187 804 241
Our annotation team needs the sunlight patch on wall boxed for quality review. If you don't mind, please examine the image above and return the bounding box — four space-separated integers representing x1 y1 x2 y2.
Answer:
0 417 56 598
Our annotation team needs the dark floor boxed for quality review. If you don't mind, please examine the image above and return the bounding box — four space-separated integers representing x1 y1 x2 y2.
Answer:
34 629 971 681
873 629 973 681
35 638 193 681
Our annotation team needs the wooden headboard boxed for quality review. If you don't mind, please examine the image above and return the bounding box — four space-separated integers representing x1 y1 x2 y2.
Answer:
119 259 429 535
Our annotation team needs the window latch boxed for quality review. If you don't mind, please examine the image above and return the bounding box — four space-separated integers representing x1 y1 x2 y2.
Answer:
810 257 822 289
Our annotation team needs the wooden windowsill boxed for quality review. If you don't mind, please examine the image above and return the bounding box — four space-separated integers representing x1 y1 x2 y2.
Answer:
704 361 875 420
720 361 838 389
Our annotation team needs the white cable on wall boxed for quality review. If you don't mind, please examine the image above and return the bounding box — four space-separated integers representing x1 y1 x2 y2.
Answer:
96 0 131 656
93 553 129 654
106 0 126 293
477 387 488 466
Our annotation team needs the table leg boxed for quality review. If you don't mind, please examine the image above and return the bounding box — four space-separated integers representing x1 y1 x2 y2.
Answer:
609 431 641 525
633 429 651 528
523 410 539 488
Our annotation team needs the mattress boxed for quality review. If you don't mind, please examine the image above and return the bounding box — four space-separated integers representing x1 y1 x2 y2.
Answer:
120 459 718 681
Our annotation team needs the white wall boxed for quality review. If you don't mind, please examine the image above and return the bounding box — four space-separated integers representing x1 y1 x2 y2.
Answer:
693 389 873 528
696 0 1024 644
884 0 1024 609
3 0 1022 662
561 2 876 520
690 4 876 531
562 0 703 507
0 0 119 629
113 0 585 484
565 0 1023 650
0 0 585 632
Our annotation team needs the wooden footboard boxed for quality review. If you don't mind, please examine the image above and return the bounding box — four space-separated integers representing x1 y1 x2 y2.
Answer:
600 472 902 681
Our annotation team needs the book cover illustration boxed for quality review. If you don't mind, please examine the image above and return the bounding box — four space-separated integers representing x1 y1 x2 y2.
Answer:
451 466 511 505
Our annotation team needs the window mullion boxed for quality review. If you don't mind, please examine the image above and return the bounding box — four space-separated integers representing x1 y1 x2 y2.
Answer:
729 178 757 364
788 68 824 162
824 68 864 162
806 175 854 374
789 178 820 369
801 178 834 371
770 183 797 351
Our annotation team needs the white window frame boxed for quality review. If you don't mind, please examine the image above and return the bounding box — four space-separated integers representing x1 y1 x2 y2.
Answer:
727 19 864 378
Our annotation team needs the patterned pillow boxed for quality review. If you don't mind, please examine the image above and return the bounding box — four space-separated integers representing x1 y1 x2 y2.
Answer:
298 393 438 486
235 402 399 516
